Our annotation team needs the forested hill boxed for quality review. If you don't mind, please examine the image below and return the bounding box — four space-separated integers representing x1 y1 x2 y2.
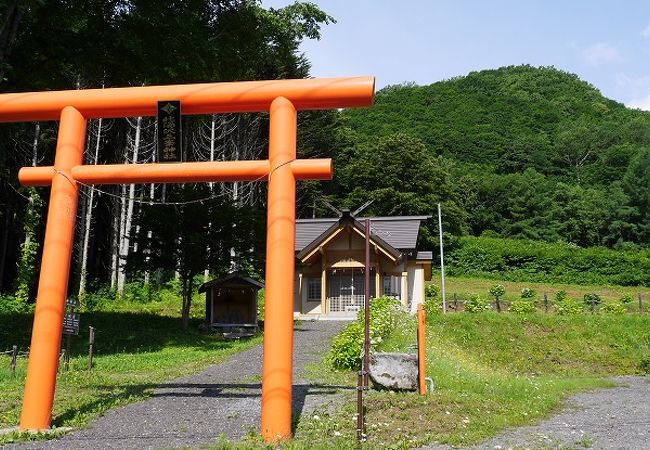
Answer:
330 65 650 249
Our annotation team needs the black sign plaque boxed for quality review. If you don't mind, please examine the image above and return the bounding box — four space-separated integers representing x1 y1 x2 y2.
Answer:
63 312 80 335
157 100 182 162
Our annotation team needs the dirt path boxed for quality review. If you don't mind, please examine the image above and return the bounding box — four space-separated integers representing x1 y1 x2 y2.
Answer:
420 376 650 450
2 320 346 450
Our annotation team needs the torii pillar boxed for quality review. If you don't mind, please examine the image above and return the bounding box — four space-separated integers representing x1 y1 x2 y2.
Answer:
1 76 375 441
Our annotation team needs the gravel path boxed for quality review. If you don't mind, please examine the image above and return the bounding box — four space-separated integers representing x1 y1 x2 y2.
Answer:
420 375 650 450
2 320 346 450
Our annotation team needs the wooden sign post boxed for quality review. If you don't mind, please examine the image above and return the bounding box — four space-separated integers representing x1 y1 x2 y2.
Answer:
4 76 375 441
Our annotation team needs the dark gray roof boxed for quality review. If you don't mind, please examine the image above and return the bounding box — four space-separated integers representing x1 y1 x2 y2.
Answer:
416 251 433 260
198 271 264 293
295 215 431 251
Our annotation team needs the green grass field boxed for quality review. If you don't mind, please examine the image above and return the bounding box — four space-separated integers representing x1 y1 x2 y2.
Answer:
286 284 650 449
0 292 261 443
2 276 649 448
443 275 650 307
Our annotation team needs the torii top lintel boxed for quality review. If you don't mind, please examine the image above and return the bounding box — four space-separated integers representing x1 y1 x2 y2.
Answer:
0 76 375 122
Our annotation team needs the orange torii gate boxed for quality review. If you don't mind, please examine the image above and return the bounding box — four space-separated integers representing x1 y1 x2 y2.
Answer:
3 76 375 441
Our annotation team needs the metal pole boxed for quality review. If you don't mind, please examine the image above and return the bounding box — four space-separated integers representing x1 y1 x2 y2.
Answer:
364 219 370 387
438 203 446 314
356 371 364 441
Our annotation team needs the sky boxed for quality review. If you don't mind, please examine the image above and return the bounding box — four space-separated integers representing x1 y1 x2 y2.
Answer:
261 0 650 110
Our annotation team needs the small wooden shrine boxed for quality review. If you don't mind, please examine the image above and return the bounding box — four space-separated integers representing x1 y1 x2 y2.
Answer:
198 272 264 336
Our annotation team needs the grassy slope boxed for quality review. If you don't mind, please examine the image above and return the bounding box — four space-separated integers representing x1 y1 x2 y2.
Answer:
285 302 650 449
444 275 650 307
0 294 261 441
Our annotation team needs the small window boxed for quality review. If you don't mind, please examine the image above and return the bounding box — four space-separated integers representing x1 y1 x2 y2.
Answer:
307 278 321 301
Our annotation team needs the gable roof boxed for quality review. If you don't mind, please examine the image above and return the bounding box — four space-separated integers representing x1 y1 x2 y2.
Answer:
198 271 264 293
295 214 431 252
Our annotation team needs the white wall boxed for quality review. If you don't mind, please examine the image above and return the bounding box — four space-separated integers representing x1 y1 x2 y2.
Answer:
408 265 425 313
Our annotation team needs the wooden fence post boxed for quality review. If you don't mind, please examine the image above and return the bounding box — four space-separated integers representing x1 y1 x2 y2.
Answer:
88 326 95 370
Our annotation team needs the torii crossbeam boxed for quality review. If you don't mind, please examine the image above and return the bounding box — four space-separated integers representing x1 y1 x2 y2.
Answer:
2 76 375 441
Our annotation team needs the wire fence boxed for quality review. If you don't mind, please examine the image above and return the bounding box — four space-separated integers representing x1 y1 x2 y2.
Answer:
441 292 647 314
1 326 97 377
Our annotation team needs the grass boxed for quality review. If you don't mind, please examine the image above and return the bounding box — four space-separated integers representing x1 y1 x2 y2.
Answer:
3 276 649 448
280 309 650 449
442 275 650 308
0 289 261 443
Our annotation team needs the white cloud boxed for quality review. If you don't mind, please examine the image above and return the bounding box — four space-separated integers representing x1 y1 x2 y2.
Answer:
627 95 650 111
582 43 621 66
643 24 650 38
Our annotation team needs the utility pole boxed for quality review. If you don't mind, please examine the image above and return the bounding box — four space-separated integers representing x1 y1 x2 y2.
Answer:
438 203 446 314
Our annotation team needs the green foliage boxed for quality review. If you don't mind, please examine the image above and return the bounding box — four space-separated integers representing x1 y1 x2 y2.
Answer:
423 296 440 317
13 188 44 308
328 296 401 370
520 287 536 298
619 293 634 304
425 283 440 300
554 298 583 315
340 65 650 249
447 235 650 286
256 289 265 321
554 290 568 303
583 292 603 310
464 293 491 313
424 284 442 316
0 294 24 314
601 302 626 315
489 284 505 298
509 299 537 314
334 132 467 243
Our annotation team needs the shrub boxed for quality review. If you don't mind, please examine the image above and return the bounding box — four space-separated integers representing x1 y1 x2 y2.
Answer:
446 236 650 286
425 283 440 300
81 285 116 310
619 293 634 305
601 302 626 315
583 293 603 311
554 298 583 315
509 299 537 314
554 290 568 303
489 284 505 298
520 287 536 299
328 296 401 370
464 294 491 313
423 295 440 317
489 284 506 312
0 293 28 314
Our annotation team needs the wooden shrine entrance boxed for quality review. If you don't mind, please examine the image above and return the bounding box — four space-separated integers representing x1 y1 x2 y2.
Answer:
1 76 374 441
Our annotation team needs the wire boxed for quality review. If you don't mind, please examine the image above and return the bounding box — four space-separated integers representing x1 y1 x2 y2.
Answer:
52 158 296 207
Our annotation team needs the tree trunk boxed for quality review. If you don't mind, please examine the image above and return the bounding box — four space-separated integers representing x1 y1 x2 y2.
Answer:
78 118 102 298
0 206 11 289
181 274 192 329
110 198 119 290
0 1 22 82
117 116 142 296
